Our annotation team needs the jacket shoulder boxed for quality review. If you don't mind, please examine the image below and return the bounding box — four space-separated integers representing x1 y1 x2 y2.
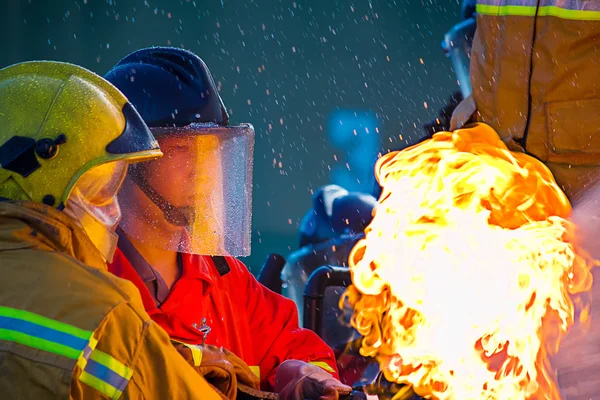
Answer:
1 247 142 333
0 248 149 398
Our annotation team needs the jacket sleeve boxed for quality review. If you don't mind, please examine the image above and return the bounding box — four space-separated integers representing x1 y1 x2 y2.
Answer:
233 258 339 391
70 300 224 400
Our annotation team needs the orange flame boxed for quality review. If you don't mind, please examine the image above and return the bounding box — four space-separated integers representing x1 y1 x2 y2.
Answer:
344 124 595 399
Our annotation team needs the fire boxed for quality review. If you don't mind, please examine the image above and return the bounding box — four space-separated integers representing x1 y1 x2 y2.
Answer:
344 123 595 399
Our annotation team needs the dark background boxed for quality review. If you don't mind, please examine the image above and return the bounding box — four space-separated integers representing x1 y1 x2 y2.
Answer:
1 0 461 272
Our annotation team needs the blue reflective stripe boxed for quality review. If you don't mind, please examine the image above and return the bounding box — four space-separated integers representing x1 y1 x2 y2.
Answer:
0 315 88 351
84 358 129 393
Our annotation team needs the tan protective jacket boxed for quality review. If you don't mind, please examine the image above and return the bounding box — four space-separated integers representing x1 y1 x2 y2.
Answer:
452 0 600 199
0 201 220 399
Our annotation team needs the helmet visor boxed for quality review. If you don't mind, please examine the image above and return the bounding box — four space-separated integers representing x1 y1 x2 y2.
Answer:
119 123 254 256
64 160 128 261
70 160 128 207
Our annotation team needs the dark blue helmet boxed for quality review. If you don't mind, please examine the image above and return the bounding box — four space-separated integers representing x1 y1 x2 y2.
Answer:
299 184 377 248
104 46 228 128
104 47 236 229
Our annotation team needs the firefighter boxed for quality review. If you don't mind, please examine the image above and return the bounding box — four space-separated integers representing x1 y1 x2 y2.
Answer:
283 184 377 326
0 61 224 398
282 185 378 387
104 47 352 399
450 0 600 202
446 1 600 397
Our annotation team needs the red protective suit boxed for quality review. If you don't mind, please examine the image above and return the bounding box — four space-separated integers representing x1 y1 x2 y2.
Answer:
108 248 339 390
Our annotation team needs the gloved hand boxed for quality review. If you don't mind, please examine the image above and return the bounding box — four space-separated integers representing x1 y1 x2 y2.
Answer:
219 345 260 389
173 341 236 398
274 360 352 400
172 341 259 399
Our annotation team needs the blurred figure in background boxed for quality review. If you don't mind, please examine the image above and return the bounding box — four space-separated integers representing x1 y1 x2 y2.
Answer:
282 184 377 385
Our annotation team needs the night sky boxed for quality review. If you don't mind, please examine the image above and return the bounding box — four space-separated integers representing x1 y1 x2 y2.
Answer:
1 0 461 271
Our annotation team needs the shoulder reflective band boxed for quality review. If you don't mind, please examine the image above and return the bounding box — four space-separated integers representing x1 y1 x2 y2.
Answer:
0 305 92 359
476 1 600 20
79 348 133 400
309 361 336 374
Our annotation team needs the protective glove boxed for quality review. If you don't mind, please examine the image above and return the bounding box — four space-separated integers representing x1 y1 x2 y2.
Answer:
274 360 352 400
172 341 236 398
172 341 259 398
219 345 260 389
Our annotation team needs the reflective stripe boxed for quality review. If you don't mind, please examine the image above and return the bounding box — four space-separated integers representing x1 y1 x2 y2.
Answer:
309 361 336 374
0 306 92 359
79 349 133 400
477 0 600 10
249 366 260 379
90 349 133 380
76 335 99 371
539 0 600 10
171 339 203 366
0 306 91 339
80 371 123 400
477 2 600 19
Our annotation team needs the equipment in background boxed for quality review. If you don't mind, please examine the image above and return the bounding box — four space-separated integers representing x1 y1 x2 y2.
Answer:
282 185 377 323
256 253 287 294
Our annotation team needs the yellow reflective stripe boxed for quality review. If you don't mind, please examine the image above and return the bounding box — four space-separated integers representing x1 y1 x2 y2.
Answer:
171 339 203 367
80 370 123 400
90 349 133 381
188 345 202 367
0 328 82 360
537 5 600 20
76 335 99 371
88 336 99 351
249 366 260 379
309 361 336 374
77 346 132 399
477 4 537 16
477 4 600 20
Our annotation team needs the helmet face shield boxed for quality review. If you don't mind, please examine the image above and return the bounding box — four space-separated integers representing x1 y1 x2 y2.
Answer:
64 160 128 261
119 123 254 257
70 160 128 207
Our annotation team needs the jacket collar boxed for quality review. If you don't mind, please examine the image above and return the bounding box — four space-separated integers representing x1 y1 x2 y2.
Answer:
0 201 106 270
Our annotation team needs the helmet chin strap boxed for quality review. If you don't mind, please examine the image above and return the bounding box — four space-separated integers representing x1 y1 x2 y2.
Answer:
129 164 194 227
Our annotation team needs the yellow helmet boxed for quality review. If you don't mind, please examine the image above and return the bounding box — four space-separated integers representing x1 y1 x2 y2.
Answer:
0 61 162 207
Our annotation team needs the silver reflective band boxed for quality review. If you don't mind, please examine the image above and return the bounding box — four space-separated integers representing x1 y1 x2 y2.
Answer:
476 0 600 18
477 0 600 10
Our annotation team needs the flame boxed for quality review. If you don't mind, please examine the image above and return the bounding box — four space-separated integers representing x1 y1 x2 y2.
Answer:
344 123 595 400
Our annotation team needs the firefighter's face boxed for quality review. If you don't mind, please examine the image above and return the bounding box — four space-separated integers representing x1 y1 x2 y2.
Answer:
146 134 199 207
